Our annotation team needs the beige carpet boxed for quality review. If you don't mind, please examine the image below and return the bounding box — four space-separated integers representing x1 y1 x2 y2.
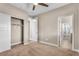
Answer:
0 42 79 56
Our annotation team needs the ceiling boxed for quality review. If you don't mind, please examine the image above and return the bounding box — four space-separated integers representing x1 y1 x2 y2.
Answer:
10 3 69 16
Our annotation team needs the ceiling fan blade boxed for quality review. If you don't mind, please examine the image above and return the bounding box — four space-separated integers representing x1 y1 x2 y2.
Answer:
38 3 48 7
33 5 35 10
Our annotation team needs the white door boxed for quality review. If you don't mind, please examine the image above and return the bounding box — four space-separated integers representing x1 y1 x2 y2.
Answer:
29 18 38 42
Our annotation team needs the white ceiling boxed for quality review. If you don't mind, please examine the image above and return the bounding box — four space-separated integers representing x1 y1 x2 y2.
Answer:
10 3 69 16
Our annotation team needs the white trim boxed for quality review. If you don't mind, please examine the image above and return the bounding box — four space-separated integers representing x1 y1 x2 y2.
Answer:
24 40 37 45
71 14 75 50
57 17 61 47
40 41 58 47
24 42 30 45
73 49 79 52
40 41 79 53
0 48 11 53
11 42 21 46
57 14 75 50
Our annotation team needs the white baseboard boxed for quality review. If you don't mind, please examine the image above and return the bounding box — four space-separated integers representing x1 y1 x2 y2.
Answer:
24 40 37 45
11 42 21 46
40 41 58 47
24 42 30 45
73 49 79 52
40 41 79 53
0 48 11 53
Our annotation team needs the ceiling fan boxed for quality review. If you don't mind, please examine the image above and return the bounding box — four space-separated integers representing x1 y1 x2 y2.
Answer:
33 3 48 10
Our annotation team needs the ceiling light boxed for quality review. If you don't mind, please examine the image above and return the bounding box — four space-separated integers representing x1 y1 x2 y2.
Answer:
33 3 38 5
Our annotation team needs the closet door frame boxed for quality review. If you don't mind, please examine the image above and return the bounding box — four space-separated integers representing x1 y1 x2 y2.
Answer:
11 17 24 45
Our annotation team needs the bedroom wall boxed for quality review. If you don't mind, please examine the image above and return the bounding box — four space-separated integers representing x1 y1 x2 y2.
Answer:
38 4 79 50
0 13 11 52
0 3 29 45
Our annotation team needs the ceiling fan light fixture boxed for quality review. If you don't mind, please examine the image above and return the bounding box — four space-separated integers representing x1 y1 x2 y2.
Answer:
33 3 38 5
32 3 48 11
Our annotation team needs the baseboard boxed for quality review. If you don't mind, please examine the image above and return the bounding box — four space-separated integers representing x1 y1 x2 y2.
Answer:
40 41 58 47
0 47 11 53
24 42 30 45
24 40 37 45
11 42 21 46
73 49 79 52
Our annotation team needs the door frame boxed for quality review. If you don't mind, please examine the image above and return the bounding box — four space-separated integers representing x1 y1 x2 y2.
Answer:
11 17 24 45
28 17 38 42
57 14 74 50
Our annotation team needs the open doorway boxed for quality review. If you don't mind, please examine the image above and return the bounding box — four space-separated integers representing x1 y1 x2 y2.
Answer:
28 17 38 43
11 17 24 46
58 15 74 50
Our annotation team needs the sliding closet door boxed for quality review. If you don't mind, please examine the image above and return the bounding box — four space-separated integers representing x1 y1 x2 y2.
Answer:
11 18 22 46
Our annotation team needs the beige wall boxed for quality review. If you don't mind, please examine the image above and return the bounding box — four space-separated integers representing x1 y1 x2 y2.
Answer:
0 3 29 44
38 4 79 50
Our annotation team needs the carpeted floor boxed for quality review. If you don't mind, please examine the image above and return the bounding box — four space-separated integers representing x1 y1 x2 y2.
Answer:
0 42 79 56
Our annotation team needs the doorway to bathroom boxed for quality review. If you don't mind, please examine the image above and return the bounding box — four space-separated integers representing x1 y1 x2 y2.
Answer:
58 15 74 50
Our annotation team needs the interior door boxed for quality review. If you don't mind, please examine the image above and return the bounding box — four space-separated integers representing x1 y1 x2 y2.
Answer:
29 18 38 42
11 18 22 46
